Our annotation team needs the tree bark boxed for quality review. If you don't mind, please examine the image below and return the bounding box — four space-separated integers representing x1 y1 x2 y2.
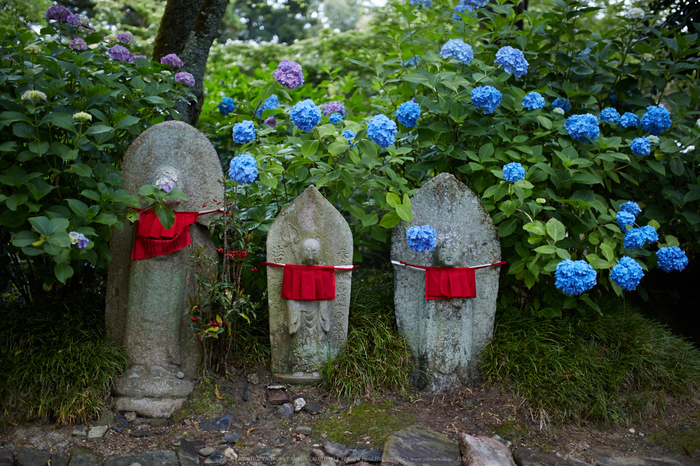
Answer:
152 0 229 127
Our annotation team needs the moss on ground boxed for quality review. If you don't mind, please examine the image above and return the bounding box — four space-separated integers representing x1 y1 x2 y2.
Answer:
650 423 700 456
173 377 236 421
313 402 419 449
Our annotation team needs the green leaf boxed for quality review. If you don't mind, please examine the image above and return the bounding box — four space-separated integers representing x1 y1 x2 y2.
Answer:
154 204 175 230
600 243 615 262
11 230 39 248
546 218 566 243
534 245 556 254
479 143 494 160
29 216 69 237
499 200 516 217
328 140 349 157
379 211 401 228
536 115 552 129
115 115 141 129
358 139 377 158
167 188 189 201
523 221 546 237
499 218 518 237
71 163 92 177
301 140 319 158
258 170 278 189
67 198 89 217
40 112 76 131
54 262 74 284
395 194 412 222
86 124 113 135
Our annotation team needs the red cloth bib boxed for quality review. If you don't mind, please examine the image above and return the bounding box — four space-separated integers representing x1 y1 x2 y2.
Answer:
261 262 357 301
131 210 200 260
396 260 507 300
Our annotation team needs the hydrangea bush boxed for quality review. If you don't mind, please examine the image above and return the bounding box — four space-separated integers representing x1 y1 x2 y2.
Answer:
197 0 698 317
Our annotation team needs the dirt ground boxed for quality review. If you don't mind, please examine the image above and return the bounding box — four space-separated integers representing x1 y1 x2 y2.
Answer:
2 369 699 465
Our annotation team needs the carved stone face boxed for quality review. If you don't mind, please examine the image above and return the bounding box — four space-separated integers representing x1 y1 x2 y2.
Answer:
300 238 321 265
436 239 463 267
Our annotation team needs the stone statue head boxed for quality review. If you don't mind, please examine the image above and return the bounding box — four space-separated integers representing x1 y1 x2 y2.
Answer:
436 238 463 267
300 238 321 265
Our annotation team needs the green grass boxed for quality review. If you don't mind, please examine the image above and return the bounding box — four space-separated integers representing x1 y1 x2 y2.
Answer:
481 303 700 424
0 288 128 425
321 269 412 399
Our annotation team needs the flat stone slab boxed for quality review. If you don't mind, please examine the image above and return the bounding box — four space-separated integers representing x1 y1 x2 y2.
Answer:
67 446 103 466
275 446 315 466
589 452 686 466
113 396 186 419
103 450 179 466
514 448 579 465
458 433 515 466
177 439 198 466
199 413 233 431
17 447 51 466
382 425 460 466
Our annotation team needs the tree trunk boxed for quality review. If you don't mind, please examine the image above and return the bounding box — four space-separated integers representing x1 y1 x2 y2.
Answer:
152 0 229 127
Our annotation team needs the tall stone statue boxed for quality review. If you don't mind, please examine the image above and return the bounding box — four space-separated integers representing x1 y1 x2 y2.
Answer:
265 186 354 384
106 121 223 417
391 173 503 393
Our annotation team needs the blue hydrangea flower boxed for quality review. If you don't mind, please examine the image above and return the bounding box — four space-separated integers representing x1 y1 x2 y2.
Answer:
619 112 640 129
406 225 437 253
403 55 421 66
453 4 467 20
232 120 255 144
329 113 344 124
565 114 600 142
630 137 651 157
523 92 545 110
459 0 489 13
397 101 421 128
228 153 258 183
494 46 528 78
656 246 689 272
555 259 597 296
341 129 357 147
218 97 235 116
471 86 502 115
599 107 620 123
289 99 321 132
620 201 642 216
367 114 397 148
641 106 671 135
610 256 644 291
440 39 474 65
256 94 279 118
579 47 591 56
552 98 571 112
409 0 432 7
616 211 635 229
608 90 619 105
623 226 657 249
640 225 659 244
502 162 525 183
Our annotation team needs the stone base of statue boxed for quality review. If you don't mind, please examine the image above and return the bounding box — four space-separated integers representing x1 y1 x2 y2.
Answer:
112 365 194 418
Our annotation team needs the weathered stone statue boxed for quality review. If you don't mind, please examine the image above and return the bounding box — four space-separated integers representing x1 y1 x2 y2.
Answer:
106 121 223 417
391 173 503 393
266 186 353 384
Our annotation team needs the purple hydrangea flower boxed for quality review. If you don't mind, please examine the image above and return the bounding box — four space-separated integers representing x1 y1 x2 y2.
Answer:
616 211 635 229
656 246 689 272
107 45 131 62
523 92 545 110
160 53 183 69
155 176 176 193
127 54 147 63
555 259 597 295
323 101 346 117
610 256 644 291
619 112 640 129
69 38 88 51
599 107 621 123
502 162 525 182
440 39 474 65
397 101 421 128
565 114 600 142
66 13 90 29
264 116 277 127
367 114 397 148
228 153 258 183
329 113 344 124
232 120 256 144
406 225 437 252
641 105 672 135
620 201 642 216
630 137 651 157
274 58 304 90
69 231 89 249
45 5 72 21
494 46 528 78
175 72 195 86
116 32 135 45
289 99 321 132
471 86 502 114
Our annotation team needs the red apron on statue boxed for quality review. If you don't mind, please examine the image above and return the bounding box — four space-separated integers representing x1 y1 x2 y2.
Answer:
261 262 357 301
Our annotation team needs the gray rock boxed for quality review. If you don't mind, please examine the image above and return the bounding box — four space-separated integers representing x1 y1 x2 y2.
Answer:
458 433 515 466
198 448 216 457
129 430 150 438
67 445 103 466
514 448 572 466
124 412 137 422
346 450 366 464
267 389 289 405
95 412 114 426
0 448 14 466
51 452 69 466
267 185 353 385
321 439 352 459
361 450 382 462
29 432 68 450
255 448 283 463
276 403 294 419
320 458 336 466
204 451 226 466
200 413 233 431
87 426 109 440
224 448 237 461
275 447 314 466
392 173 502 393
17 448 51 466
103 451 179 466
296 426 312 436
382 425 460 466
302 400 323 414
107 121 224 415
72 426 88 438
589 451 685 466
221 432 241 444
149 418 167 426
294 397 307 411
177 439 198 466
177 372 184 379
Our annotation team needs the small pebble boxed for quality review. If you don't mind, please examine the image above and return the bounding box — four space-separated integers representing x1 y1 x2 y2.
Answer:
177 371 184 379
296 426 312 436
224 447 237 460
124 412 137 422
199 447 216 457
